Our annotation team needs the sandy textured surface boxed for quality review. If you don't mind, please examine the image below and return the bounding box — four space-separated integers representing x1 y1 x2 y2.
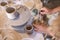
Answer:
0 0 43 40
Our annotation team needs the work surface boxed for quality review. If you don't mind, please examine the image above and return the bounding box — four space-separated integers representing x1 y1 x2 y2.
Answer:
0 8 44 40
0 0 44 40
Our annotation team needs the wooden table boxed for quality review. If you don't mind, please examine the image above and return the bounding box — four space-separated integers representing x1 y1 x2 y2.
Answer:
0 3 30 40
0 0 44 40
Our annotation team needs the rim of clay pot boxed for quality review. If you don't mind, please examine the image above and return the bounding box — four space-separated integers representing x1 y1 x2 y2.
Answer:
6 7 16 13
22 38 33 40
0 1 7 6
25 25 34 31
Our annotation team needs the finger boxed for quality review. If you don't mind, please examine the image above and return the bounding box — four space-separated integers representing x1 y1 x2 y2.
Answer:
34 28 41 32
33 24 39 28
33 24 40 27
33 24 37 26
34 28 38 31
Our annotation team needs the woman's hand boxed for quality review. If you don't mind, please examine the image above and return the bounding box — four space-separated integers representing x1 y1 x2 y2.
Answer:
33 24 55 38
33 24 48 33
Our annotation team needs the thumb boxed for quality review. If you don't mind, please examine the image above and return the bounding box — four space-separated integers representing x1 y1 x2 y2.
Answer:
33 24 37 26
34 28 40 32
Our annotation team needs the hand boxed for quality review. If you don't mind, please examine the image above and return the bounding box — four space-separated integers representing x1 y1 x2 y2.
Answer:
33 24 55 37
40 7 49 15
33 24 48 33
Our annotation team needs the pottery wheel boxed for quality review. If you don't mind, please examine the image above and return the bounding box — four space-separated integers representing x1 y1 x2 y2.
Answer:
0 5 31 26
